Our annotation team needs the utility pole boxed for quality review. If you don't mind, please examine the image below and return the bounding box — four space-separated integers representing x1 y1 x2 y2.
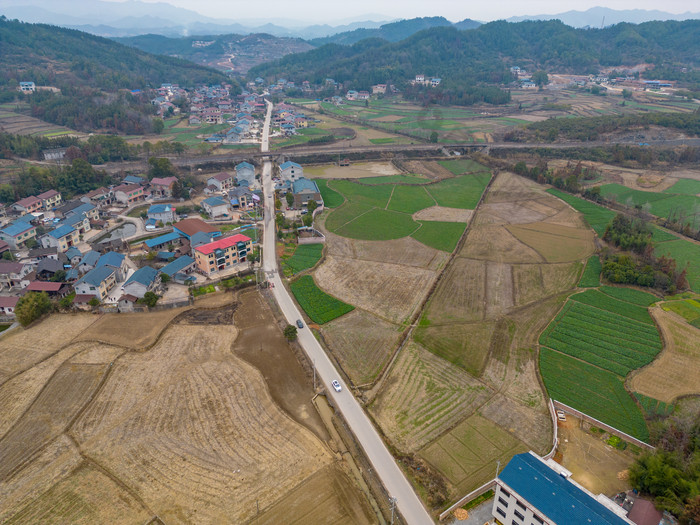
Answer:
389 497 397 525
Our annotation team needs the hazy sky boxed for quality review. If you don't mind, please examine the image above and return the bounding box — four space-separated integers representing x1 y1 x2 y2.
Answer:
120 0 697 23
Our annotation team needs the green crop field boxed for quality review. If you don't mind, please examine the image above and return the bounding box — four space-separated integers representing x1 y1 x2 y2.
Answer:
281 244 324 276
361 174 428 185
316 179 344 208
426 174 491 209
546 189 615 235
599 184 700 226
438 159 490 175
654 238 700 292
599 286 659 306
540 348 650 441
387 186 435 214
411 221 466 252
369 138 395 144
290 275 354 324
661 298 700 324
578 256 601 287
634 393 675 417
539 285 662 441
663 178 700 195
324 201 373 231
335 209 419 240
651 226 679 242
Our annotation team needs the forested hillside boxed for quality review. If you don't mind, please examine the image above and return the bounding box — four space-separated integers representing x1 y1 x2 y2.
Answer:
0 17 230 133
251 19 700 105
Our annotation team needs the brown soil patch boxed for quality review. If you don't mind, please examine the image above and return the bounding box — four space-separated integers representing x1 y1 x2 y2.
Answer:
398 160 455 180
350 236 448 270
461 225 545 263
485 262 515 319
557 416 634 496
232 290 327 440
321 309 400 386
513 262 582 306
73 308 189 348
305 162 400 179
628 307 700 403
507 222 595 263
314 255 438 324
179 304 236 325
72 323 331 523
0 315 98 378
425 258 487 324
413 206 473 223
250 464 376 525
480 393 551 454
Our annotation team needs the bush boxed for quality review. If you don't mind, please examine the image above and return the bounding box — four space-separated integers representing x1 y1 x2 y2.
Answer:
283 324 298 340
15 291 52 326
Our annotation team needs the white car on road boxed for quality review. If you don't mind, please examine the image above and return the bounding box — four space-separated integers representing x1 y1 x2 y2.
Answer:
331 380 342 392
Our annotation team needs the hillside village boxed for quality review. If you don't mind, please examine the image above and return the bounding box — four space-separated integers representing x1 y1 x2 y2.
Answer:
0 157 323 321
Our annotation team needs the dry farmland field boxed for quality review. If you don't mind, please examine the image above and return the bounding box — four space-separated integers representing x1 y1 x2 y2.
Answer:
0 293 374 524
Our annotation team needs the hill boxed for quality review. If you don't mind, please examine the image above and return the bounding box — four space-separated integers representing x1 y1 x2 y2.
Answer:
250 19 700 105
0 17 230 133
115 33 314 74
507 7 700 28
309 17 480 46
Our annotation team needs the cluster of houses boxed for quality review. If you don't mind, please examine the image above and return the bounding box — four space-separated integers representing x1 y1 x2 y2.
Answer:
150 83 189 116
409 74 442 87
275 161 323 210
271 104 312 136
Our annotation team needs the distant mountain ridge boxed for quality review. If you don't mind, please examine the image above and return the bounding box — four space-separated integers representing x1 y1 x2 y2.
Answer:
507 7 700 28
309 17 481 46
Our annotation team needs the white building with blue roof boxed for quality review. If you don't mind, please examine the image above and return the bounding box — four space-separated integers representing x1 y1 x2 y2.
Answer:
40 223 79 252
96 251 128 280
235 162 256 187
123 266 160 298
494 452 633 525
147 204 176 224
291 178 323 209
202 196 230 218
0 220 37 249
279 161 303 183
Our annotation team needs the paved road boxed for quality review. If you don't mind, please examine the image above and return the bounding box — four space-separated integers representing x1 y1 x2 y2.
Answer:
259 101 433 525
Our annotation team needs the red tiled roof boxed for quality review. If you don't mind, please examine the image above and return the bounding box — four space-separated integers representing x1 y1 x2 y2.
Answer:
113 184 143 193
211 172 232 181
37 189 59 199
195 234 251 255
0 296 19 308
73 294 96 303
26 281 64 292
15 196 41 207
118 294 138 303
151 176 178 186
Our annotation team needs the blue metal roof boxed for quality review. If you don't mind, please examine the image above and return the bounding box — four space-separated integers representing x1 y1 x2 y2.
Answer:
125 266 159 287
499 453 629 525
144 232 181 249
76 265 116 287
48 224 75 239
124 175 146 184
236 161 254 170
65 246 82 260
80 250 100 267
68 202 96 218
14 214 35 224
203 196 227 207
160 255 195 277
148 204 172 215
292 177 319 194
280 161 301 170
96 251 125 269
2 221 34 237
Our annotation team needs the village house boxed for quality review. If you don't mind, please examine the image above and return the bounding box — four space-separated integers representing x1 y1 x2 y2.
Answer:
0 296 18 318
372 84 387 94
95 251 128 281
25 280 70 298
65 246 83 266
193 234 253 276
19 81 36 94
113 184 145 205
173 218 221 240
78 250 100 274
117 294 138 312
150 176 178 198
0 220 37 249
346 90 358 101
143 232 182 252
147 204 176 225
28 246 58 263
358 91 370 100
235 162 256 187
229 187 256 210
81 187 113 207
292 178 324 209
279 161 303 184
0 261 34 290
74 266 117 301
123 266 160 299
202 196 230 218
207 172 235 192
160 255 196 283
40 224 79 253
36 258 66 280
37 189 62 210
12 196 42 214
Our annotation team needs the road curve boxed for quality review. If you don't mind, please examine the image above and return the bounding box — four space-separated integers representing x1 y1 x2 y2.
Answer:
259 101 433 525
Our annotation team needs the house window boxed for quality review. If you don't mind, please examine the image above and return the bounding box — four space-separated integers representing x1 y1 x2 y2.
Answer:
496 507 506 518
499 497 509 507
514 509 525 521
532 515 544 524
516 502 526 511
501 489 511 498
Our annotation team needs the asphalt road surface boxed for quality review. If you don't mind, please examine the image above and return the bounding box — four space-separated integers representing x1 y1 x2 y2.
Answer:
259 101 433 525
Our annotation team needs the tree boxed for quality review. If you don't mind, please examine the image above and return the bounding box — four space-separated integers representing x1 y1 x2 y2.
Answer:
24 238 38 249
285 192 294 207
50 269 66 282
429 131 439 143
15 291 52 326
140 291 159 307
622 89 633 99
283 324 298 340
307 199 318 214
147 157 176 180
160 273 170 284
302 213 313 227
532 70 549 88
2 251 14 260
88 297 100 307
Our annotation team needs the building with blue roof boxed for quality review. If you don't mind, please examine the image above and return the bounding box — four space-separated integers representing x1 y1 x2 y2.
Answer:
40 223 79 253
96 251 127 280
493 452 633 525
144 232 182 250
0 220 37 249
202 196 230 218
279 161 303 183
65 246 83 265
78 250 100 274
234 161 256 187
124 175 146 185
160 255 195 277
291 177 323 209
123 266 160 298
74 265 117 300
147 204 176 224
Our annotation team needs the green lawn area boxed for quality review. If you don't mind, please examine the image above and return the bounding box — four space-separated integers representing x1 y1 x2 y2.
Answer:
663 178 700 195
426 173 491 209
316 179 344 208
387 186 435 214
290 275 354 324
578 255 601 287
410 221 466 252
546 189 616 236
281 244 324 276
369 138 395 144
